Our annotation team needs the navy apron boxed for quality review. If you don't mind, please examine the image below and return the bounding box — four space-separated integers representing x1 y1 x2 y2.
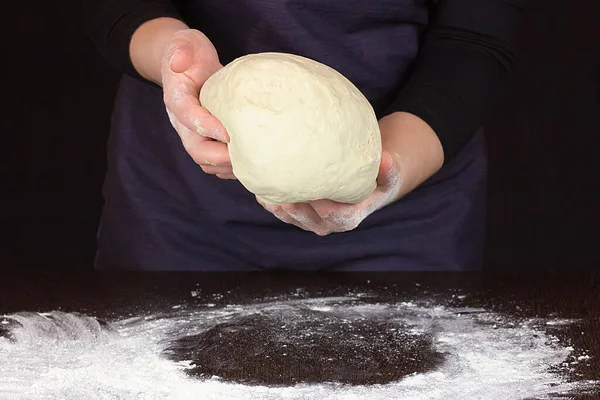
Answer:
95 0 487 271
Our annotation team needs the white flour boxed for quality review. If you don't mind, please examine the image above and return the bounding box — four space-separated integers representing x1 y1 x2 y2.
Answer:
0 296 597 400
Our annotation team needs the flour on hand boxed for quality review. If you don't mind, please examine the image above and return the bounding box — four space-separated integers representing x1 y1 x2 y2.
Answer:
200 53 382 205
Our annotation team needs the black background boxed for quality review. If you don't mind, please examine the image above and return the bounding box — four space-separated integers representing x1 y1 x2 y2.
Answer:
4 0 599 270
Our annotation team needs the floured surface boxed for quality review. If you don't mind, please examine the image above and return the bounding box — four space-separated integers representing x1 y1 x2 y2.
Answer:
0 295 598 400
165 299 444 385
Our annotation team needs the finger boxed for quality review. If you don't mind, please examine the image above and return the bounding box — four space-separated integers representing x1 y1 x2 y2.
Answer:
305 153 395 216
165 109 178 130
307 200 359 230
256 198 310 227
216 173 237 180
174 119 231 167
167 40 194 74
307 199 343 219
255 196 266 207
376 151 398 188
188 139 231 167
163 83 229 143
201 165 234 175
284 203 338 236
267 205 297 225
260 202 329 234
350 151 401 215
164 31 222 86
282 203 323 228
161 41 228 144
193 111 229 143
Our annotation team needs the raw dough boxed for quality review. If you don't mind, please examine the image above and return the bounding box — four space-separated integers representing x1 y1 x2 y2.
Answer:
200 52 382 205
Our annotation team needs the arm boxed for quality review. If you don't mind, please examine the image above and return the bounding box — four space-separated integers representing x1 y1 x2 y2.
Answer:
263 0 527 235
129 17 190 85
82 0 234 177
381 0 526 195
82 0 183 81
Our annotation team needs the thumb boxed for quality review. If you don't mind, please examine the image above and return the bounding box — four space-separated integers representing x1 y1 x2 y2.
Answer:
166 38 194 73
376 151 396 187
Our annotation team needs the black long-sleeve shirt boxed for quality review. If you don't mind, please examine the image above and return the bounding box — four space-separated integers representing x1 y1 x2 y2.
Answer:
82 0 525 163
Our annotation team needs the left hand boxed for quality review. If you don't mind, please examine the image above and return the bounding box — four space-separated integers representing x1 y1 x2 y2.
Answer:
160 29 235 180
256 151 401 236
256 112 445 236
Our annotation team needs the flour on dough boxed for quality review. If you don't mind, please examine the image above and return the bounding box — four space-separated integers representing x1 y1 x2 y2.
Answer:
200 52 382 205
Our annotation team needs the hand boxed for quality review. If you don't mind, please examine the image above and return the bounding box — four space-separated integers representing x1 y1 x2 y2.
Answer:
257 112 445 235
160 29 235 179
257 152 401 236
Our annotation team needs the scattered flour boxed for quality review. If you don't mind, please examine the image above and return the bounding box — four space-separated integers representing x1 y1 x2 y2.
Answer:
0 297 597 400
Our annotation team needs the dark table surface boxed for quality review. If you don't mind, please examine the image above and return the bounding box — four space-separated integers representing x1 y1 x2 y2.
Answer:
0 268 599 399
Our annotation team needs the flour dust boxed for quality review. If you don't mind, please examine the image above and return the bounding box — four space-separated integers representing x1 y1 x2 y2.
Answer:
0 296 597 400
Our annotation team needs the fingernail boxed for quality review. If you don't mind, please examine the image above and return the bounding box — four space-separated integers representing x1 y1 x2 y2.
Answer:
211 127 227 142
168 49 180 69
194 119 227 142
383 152 394 173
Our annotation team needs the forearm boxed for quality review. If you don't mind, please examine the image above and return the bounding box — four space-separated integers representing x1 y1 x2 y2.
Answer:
130 17 189 85
387 0 526 165
380 112 444 199
81 0 183 80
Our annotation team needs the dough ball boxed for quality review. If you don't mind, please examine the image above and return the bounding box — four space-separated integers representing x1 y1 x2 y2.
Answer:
200 52 382 205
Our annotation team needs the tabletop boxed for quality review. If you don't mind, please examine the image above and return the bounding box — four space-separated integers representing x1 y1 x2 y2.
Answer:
0 268 598 399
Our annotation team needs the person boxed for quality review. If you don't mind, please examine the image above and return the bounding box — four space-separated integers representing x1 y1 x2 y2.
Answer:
82 0 525 271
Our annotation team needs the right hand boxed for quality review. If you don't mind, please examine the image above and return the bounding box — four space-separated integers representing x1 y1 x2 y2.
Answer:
160 29 235 180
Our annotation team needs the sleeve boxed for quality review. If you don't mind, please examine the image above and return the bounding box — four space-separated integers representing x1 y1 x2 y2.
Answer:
81 0 183 79
386 0 527 164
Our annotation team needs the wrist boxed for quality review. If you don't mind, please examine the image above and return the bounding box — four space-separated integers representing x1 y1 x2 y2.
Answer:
379 112 444 198
130 17 190 85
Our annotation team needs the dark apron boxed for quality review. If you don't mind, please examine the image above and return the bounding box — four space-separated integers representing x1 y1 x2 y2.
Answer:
95 0 487 271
